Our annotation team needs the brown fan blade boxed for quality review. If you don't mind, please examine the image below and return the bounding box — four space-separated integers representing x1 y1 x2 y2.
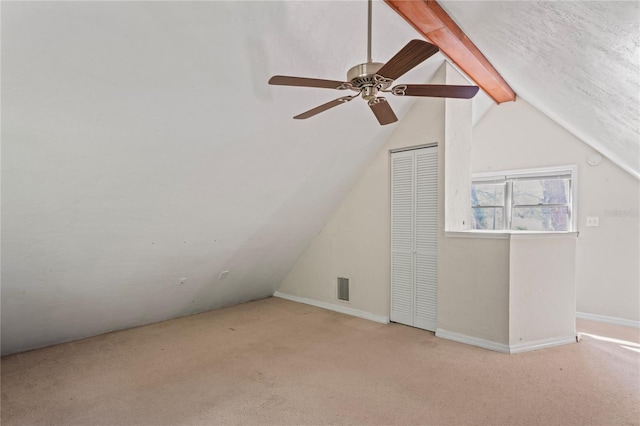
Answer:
369 98 398 125
269 75 348 90
376 40 439 81
392 84 479 99
294 96 355 120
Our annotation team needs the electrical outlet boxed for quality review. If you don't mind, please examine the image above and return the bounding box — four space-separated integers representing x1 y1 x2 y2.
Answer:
178 278 187 286
586 217 599 227
219 270 230 280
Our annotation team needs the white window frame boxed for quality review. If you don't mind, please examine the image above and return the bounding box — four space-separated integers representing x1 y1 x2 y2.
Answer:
472 165 578 232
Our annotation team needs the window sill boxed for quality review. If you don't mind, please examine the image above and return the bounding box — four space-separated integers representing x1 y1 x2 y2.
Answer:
445 230 579 240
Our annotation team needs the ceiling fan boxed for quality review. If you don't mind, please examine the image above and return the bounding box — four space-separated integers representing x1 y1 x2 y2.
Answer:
268 0 479 125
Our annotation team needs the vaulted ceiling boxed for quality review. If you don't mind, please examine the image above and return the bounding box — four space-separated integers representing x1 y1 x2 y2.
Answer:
2 0 637 355
438 0 639 178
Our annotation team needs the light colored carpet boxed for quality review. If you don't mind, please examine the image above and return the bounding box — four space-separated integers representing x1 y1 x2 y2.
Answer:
1 296 639 425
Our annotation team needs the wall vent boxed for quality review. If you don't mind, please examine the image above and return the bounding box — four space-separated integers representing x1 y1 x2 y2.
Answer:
337 277 350 301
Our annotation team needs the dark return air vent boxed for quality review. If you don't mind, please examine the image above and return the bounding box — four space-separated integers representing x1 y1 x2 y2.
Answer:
337 277 349 301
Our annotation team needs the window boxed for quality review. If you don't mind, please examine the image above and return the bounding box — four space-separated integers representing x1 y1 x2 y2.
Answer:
471 179 505 229
471 167 575 232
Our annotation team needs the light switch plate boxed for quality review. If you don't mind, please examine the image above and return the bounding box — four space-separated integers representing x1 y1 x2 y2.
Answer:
586 217 599 227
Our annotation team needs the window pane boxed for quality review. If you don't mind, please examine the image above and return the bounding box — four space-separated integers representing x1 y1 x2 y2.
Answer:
472 207 504 230
511 206 570 231
471 182 505 207
512 178 569 205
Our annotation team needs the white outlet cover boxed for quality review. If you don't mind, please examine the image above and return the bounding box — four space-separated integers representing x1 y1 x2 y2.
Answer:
586 217 599 227
178 278 187 285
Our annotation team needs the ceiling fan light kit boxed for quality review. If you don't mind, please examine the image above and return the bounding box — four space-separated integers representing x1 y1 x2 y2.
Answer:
269 0 479 125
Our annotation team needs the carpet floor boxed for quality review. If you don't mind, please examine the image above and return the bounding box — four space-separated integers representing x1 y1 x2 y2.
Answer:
1 296 639 425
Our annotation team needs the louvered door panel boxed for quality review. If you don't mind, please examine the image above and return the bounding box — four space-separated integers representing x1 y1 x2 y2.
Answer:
391 252 413 323
390 151 415 326
415 254 437 330
414 148 438 330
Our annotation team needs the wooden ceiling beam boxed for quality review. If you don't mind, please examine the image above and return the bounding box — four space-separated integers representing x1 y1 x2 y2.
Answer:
385 0 516 104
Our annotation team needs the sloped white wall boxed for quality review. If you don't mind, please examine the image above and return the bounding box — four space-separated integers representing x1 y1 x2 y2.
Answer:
472 99 640 322
1 1 428 355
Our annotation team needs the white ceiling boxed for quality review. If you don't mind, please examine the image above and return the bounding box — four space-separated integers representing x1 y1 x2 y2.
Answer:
2 0 637 354
440 0 640 178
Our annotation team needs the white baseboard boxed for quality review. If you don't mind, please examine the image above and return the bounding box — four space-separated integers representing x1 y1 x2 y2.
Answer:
508 335 577 354
273 291 390 324
436 329 577 354
576 312 640 329
435 329 510 353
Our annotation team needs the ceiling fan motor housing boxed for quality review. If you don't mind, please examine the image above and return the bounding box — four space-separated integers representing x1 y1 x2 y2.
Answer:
347 62 384 81
347 62 390 100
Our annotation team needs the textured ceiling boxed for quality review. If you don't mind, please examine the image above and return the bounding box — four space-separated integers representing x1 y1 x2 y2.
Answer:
439 0 640 178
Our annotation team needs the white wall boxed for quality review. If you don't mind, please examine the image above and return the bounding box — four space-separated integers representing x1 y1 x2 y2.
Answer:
472 99 640 322
277 65 447 317
438 235 510 344
444 64 473 231
439 232 578 350
437 65 511 344
509 235 576 345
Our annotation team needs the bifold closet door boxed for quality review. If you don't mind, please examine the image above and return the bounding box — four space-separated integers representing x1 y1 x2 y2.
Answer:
390 147 438 331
